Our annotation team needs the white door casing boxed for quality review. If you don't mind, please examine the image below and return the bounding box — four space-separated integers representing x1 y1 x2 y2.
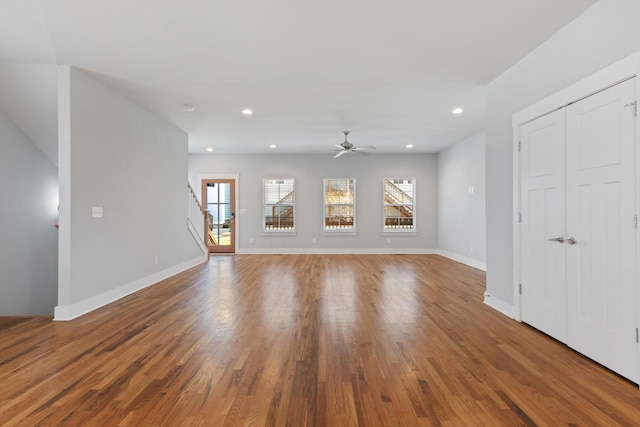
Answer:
520 109 567 343
565 78 637 382
517 78 638 384
513 52 640 386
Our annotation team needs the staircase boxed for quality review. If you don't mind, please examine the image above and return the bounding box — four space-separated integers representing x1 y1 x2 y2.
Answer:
265 191 294 229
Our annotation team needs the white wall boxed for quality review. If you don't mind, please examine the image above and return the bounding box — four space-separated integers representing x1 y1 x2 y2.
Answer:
486 0 640 306
0 110 58 315
437 131 485 269
0 64 58 166
56 67 203 318
189 153 437 252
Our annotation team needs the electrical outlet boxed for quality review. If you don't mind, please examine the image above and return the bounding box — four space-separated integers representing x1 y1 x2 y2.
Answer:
250 238 255 244
312 238 317 244
154 256 158 265
386 238 391 244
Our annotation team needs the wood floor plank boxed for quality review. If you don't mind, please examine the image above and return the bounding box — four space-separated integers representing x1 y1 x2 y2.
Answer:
1 254 639 426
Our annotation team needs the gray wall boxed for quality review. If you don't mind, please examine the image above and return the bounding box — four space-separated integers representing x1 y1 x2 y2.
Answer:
0 110 58 315
486 0 640 305
58 67 201 306
437 131 485 264
189 153 437 251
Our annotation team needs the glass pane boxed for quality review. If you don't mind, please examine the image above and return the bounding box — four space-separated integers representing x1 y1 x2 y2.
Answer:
264 179 294 204
207 182 232 247
220 183 231 204
384 206 414 229
207 184 219 203
264 205 295 230
325 205 354 229
324 178 354 204
384 179 414 205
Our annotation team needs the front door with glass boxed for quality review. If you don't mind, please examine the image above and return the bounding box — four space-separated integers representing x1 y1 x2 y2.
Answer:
202 179 235 254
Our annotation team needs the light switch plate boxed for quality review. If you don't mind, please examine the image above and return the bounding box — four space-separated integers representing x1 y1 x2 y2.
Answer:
92 206 103 218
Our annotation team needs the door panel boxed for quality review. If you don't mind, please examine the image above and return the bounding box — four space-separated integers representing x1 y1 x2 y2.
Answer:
520 109 567 342
566 78 637 381
202 179 235 254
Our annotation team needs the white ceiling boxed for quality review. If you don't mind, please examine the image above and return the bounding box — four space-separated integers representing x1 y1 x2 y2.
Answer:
0 0 596 160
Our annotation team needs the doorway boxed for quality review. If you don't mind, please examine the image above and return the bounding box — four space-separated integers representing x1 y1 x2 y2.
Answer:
202 179 235 254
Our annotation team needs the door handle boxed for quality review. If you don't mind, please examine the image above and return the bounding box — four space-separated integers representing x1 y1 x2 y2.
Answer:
547 236 565 243
567 237 577 245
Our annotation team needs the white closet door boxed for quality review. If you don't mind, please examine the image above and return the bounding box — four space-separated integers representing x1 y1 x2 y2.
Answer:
520 109 567 342
566 78 637 382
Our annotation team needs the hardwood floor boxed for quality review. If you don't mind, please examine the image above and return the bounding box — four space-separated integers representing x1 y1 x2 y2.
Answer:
1 255 638 426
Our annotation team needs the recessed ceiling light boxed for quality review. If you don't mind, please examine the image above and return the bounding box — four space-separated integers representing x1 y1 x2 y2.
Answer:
206 147 214 152
452 107 464 115
269 144 277 149
406 144 414 149
242 108 254 116
184 104 195 112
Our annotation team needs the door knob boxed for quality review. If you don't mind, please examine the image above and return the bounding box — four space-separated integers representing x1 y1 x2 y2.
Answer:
547 236 565 243
567 237 577 245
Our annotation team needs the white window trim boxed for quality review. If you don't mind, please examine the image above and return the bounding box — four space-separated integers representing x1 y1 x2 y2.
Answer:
323 178 356 233
383 177 416 233
262 177 296 233
262 231 297 237
322 232 358 237
382 231 418 237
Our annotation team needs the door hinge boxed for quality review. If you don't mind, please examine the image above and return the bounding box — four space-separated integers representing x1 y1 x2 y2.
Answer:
518 141 521 152
519 283 522 295
624 100 637 117
634 214 638 229
518 212 522 223
636 328 639 343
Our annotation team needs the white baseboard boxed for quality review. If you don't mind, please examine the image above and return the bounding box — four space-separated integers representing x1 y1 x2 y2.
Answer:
54 255 207 321
483 292 516 319
436 249 486 271
235 247 438 255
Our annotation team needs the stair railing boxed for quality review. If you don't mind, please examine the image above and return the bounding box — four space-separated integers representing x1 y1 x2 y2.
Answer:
265 191 295 230
384 180 413 205
187 183 208 254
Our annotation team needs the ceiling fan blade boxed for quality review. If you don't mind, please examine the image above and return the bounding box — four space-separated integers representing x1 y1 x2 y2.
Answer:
357 150 373 156
333 150 348 158
353 145 376 150
334 144 345 150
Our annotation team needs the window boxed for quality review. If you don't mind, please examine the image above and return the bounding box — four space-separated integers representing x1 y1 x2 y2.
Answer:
263 178 295 231
383 178 415 231
323 178 355 231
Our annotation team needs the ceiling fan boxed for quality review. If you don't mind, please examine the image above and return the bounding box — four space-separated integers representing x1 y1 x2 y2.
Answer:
333 131 376 158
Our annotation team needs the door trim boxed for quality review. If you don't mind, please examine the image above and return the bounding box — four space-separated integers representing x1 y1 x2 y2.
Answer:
197 173 240 254
512 51 640 324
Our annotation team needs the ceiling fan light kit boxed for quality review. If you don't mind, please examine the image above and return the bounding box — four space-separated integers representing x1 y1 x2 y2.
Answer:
333 131 376 158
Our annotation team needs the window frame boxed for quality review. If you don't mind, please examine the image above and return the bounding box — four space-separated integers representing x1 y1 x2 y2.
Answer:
262 178 296 235
322 178 356 234
383 178 416 233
